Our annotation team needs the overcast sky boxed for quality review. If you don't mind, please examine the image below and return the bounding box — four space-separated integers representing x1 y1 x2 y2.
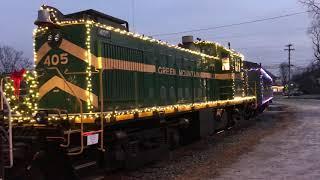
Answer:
0 0 314 74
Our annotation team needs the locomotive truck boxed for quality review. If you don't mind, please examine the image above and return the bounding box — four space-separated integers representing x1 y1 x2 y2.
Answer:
0 5 273 179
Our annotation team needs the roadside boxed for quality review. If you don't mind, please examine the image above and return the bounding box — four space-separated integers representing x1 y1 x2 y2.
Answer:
280 94 320 100
213 98 320 180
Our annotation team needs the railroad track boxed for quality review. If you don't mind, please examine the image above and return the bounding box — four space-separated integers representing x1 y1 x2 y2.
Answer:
81 104 286 180
83 119 257 179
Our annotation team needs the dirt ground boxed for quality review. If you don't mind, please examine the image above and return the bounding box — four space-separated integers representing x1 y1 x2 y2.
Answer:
213 98 320 180
103 97 320 180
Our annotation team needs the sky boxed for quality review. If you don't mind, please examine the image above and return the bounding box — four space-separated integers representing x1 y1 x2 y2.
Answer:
0 0 314 75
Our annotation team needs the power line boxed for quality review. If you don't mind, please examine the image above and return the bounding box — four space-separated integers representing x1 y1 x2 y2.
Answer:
160 26 307 42
151 11 308 37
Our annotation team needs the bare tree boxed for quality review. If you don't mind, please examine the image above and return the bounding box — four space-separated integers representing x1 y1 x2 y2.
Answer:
279 62 290 85
301 0 320 61
307 19 320 61
0 45 32 74
301 0 320 16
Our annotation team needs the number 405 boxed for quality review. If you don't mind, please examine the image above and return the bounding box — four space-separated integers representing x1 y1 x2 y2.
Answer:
44 53 69 66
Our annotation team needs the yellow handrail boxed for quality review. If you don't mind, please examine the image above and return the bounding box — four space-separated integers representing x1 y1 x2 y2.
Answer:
47 67 84 156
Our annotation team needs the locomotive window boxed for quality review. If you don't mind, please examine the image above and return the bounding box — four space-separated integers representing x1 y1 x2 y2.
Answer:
209 64 215 72
169 86 176 100
149 88 154 98
178 88 183 100
160 86 167 100
185 88 190 98
235 59 241 72
197 88 202 98
235 60 238 72
222 57 230 71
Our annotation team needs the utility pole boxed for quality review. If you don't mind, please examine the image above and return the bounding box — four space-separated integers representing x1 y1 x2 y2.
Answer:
284 44 295 98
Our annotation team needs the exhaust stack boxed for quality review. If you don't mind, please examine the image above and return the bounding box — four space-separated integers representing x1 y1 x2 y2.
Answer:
180 35 196 50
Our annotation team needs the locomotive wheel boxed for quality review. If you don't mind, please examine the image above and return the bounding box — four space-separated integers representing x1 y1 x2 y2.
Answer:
6 143 35 180
230 109 245 128
167 128 180 149
244 108 252 120
26 150 52 180
26 161 46 180
6 146 47 180
7 142 77 180
215 110 229 131
29 150 78 180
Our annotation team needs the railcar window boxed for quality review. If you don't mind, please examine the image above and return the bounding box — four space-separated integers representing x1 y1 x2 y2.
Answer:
169 86 176 100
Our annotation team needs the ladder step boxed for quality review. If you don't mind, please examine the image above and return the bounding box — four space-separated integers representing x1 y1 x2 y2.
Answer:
67 145 90 153
68 147 82 153
73 161 97 171
81 175 104 180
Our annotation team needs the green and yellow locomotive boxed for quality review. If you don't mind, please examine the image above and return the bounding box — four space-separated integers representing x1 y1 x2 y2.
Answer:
0 5 273 179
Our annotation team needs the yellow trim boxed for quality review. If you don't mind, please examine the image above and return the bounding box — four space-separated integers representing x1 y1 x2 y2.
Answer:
35 42 51 64
75 117 95 124
178 105 192 112
235 72 243 80
59 39 88 63
103 58 156 73
164 108 176 114
215 73 235 80
60 96 256 123
57 39 236 80
116 114 135 121
200 72 213 79
39 76 99 108
194 103 208 110
58 39 156 73
138 111 154 118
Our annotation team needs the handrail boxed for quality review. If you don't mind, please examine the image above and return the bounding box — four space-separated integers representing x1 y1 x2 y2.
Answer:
0 86 13 168
60 129 81 148
254 82 258 108
0 78 3 111
63 68 99 75
47 67 84 156
64 69 105 152
98 69 105 152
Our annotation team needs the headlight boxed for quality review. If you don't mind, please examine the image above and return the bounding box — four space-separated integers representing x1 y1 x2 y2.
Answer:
48 34 52 41
54 34 60 41
35 111 48 124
